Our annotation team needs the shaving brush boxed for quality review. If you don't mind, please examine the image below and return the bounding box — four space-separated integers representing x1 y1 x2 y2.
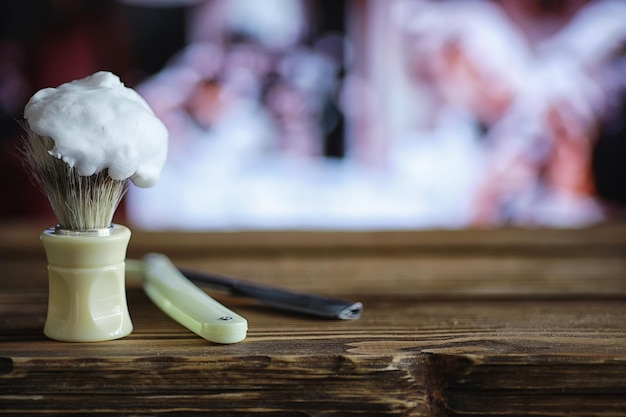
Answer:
23 129 134 342
21 71 168 342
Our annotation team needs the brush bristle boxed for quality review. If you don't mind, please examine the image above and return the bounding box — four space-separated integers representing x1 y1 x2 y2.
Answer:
22 126 129 230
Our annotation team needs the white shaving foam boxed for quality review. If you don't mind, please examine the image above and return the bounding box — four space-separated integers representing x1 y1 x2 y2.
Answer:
24 71 168 187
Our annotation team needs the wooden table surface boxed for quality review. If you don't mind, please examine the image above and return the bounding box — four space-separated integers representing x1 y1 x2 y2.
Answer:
1 221 625 416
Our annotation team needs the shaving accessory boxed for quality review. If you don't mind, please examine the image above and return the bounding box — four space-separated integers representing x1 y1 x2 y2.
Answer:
22 131 133 342
128 254 247 344
180 266 363 320
22 71 168 342
127 253 362 323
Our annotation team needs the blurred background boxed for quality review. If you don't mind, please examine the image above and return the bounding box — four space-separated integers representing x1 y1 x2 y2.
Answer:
1 0 625 230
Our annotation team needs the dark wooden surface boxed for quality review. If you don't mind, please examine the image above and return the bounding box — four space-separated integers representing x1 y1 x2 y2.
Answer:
1 221 625 416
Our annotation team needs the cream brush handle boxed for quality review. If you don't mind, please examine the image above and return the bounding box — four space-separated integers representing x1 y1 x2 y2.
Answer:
41 225 133 342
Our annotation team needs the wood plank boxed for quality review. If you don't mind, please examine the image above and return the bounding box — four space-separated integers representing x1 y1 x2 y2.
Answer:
2 288 626 415
3 253 625 297
1 223 625 415
2 220 626 258
1 222 625 297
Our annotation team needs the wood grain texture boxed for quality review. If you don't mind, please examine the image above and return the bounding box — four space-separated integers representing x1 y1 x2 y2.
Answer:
1 221 625 416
